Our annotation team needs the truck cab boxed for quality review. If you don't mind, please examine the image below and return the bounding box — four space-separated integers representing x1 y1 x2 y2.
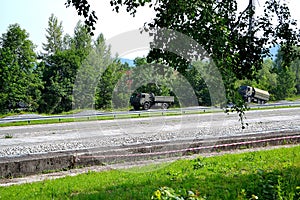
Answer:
238 86 253 102
130 93 152 110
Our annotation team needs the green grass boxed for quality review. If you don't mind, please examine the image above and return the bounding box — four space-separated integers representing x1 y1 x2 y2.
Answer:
285 95 300 101
0 146 299 200
0 109 212 127
249 104 300 111
0 115 118 127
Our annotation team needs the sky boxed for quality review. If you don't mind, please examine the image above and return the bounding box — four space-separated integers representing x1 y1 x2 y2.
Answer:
0 0 155 58
1 0 300 59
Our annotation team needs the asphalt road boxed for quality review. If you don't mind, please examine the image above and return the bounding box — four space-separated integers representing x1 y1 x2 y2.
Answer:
1 100 300 123
0 107 300 157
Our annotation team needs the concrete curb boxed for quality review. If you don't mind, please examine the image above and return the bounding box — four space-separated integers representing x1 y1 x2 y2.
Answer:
0 131 299 178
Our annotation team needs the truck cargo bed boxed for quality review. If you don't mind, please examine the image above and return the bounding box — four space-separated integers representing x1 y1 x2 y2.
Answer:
253 88 270 101
154 96 175 103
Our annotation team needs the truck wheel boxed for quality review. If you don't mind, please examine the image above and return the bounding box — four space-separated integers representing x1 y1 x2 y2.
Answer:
161 103 169 110
247 97 251 103
143 102 150 110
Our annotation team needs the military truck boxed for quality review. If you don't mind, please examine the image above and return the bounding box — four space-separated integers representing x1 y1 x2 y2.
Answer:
130 93 174 110
238 86 270 104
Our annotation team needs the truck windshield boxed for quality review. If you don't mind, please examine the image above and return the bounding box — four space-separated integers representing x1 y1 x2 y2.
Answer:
238 86 247 94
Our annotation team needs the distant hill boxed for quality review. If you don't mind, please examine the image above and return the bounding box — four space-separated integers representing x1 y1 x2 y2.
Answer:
119 46 279 66
119 58 134 66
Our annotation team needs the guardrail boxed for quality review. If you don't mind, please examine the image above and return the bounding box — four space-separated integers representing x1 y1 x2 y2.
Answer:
0 106 212 124
1 102 300 124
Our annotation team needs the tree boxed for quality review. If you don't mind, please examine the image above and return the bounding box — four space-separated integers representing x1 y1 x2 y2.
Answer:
274 67 296 99
42 14 64 54
65 0 98 35
291 47 300 94
0 24 42 113
131 57 174 96
273 47 297 99
72 21 93 60
1 24 37 71
39 21 91 113
73 33 114 110
38 49 81 113
185 62 211 106
292 59 300 95
255 58 277 100
95 60 127 110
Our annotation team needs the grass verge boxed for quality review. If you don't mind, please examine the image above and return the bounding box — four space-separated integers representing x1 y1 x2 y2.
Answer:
285 95 300 101
0 145 299 199
0 109 214 127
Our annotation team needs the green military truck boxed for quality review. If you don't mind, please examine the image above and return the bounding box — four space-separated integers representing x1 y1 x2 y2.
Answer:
130 93 174 110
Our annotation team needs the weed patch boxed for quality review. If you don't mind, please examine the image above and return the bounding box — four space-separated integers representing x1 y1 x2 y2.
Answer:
4 133 13 139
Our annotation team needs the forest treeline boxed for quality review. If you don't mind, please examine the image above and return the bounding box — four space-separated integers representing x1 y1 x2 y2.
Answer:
0 14 299 114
